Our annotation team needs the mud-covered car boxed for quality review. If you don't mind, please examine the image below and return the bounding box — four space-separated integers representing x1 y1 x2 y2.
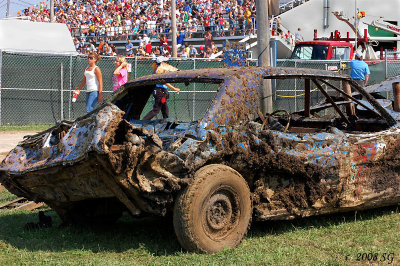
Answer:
1 67 400 253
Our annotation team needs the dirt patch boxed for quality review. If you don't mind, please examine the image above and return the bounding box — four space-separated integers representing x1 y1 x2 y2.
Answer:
0 131 38 187
0 131 38 161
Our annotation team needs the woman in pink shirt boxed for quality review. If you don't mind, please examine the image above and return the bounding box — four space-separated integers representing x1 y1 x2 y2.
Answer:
112 55 128 92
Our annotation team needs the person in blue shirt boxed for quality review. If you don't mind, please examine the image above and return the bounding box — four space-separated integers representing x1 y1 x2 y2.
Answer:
177 31 185 48
125 40 134 56
350 52 370 88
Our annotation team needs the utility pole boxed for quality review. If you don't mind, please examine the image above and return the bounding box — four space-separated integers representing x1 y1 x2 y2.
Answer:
6 0 10 17
171 0 177 58
50 0 55 22
354 0 357 51
256 0 273 113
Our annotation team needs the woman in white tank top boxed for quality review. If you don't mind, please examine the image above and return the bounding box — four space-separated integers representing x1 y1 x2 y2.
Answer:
76 53 103 113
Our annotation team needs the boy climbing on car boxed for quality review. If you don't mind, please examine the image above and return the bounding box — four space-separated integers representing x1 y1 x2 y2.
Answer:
142 57 180 120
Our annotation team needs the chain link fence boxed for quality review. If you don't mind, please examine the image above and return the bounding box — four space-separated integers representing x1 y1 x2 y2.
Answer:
0 51 399 125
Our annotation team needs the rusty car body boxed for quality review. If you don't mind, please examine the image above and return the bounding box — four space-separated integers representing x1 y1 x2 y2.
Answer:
1 67 400 253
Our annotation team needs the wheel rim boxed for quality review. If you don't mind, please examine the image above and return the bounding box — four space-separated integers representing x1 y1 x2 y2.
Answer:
202 187 240 240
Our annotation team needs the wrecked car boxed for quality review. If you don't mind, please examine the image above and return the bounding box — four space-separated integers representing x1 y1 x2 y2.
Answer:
1 67 400 253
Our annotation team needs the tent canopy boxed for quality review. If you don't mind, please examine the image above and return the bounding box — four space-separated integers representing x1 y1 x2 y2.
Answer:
0 20 78 55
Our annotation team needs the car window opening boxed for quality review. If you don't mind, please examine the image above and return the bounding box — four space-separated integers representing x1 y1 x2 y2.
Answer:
261 77 392 134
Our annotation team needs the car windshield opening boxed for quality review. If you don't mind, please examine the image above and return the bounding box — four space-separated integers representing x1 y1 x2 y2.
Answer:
114 82 221 122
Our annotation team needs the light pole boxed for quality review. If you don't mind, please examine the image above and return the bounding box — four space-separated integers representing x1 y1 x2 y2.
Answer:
50 0 55 22
354 0 357 51
171 0 177 58
256 0 273 113
6 0 10 17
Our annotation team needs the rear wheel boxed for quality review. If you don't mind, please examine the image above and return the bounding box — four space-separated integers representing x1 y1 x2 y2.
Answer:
173 164 252 253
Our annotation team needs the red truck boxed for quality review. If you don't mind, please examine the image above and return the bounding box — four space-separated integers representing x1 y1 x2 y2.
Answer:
291 40 354 60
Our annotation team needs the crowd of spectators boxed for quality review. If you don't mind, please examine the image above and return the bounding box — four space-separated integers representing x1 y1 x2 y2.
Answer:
18 0 260 57
19 0 257 39
73 33 221 59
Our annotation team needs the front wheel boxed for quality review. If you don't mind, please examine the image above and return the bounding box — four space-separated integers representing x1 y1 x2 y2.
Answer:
173 164 252 253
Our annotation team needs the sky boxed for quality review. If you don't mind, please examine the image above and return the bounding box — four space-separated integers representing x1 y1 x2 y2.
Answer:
0 0 45 18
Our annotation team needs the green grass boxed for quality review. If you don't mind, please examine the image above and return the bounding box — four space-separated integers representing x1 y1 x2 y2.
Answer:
0 125 53 132
0 189 398 265
0 189 18 206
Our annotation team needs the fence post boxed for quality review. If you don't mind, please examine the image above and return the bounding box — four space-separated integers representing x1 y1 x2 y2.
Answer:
0 50 2 126
61 62 64 121
134 56 137 79
69 55 73 120
193 58 196 121
385 49 388 79
294 60 297 111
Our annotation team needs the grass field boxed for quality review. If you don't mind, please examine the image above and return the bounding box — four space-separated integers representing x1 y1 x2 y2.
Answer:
0 189 398 265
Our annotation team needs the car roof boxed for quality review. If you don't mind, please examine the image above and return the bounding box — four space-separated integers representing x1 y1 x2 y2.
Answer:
123 66 350 86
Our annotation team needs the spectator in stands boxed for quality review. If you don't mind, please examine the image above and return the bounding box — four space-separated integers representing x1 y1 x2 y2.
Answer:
98 39 105 55
137 46 146 56
204 16 211 32
285 31 293 45
73 37 80 52
154 46 161 56
189 45 198 58
87 41 96 53
105 43 113 56
295 28 304 43
228 10 235 30
177 31 185 48
112 55 128 92
145 41 153 55
161 44 171 56
181 48 189 59
143 34 150 45
244 7 252 35
125 39 134 56
183 43 190 55
138 36 145 48
276 17 283 37
211 42 218 53
206 47 213 58
204 31 213 49
218 15 225 37
76 53 103 113
199 46 206 58
79 38 85 52
110 43 117 55
159 34 168 48
238 11 245 35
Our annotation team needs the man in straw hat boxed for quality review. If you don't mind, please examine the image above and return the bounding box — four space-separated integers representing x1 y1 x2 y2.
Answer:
142 57 181 120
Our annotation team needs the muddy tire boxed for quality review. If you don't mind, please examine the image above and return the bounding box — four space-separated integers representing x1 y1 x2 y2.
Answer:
173 164 252 253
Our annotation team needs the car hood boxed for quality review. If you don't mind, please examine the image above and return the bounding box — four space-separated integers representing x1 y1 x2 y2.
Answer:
0 105 124 174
